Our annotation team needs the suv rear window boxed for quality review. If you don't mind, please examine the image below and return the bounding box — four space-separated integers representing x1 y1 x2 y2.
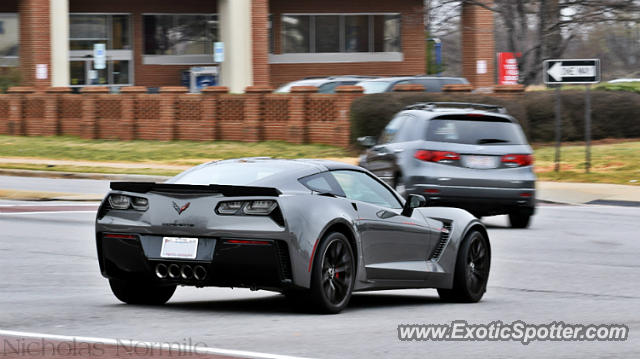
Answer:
426 116 527 145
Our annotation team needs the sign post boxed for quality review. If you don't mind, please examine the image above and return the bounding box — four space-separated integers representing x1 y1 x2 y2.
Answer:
554 86 562 172
543 59 600 174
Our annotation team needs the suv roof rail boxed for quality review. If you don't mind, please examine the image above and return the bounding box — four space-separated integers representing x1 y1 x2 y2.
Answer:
404 102 507 114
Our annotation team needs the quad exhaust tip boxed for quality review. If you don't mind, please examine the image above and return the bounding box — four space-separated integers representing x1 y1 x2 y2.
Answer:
194 265 207 281
155 263 207 281
168 264 181 279
155 263 168 279
180 265 194 280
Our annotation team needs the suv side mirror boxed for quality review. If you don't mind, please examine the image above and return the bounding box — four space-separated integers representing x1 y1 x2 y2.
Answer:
357 136 377 148
401 194 427 217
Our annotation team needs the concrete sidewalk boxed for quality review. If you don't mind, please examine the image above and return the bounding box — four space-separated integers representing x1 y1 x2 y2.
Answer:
537 181 640 206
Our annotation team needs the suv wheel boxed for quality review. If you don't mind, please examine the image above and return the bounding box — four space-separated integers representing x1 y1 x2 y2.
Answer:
509 212 532 228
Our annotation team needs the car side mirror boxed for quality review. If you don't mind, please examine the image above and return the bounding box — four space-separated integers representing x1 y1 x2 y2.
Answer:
401 194 427 217
357 136 377 148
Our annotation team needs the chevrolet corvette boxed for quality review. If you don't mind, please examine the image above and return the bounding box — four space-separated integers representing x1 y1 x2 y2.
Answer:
96 158 491 313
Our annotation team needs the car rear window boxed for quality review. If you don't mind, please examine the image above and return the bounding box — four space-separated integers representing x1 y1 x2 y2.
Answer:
170 162 294 185
425 116 527 145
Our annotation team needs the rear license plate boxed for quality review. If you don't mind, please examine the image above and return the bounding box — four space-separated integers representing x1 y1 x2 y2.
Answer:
463 155 499 169
161 237 198 259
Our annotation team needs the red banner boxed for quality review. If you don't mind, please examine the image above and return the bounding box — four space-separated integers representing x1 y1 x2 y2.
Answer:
498 52 519 85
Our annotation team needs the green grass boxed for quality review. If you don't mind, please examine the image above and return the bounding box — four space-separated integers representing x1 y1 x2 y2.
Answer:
0 135 638 185
0 135 352 165
526 82 640 93
534 141 640 185
0 163 180 177
595 82 640 94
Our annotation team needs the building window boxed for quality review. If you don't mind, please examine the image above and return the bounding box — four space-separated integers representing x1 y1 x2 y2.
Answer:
143 14 218 56
70 14 131 50
69 14 133 87
282 15 310 53
315 16 340 53
280 14 401 54
0 13 19 67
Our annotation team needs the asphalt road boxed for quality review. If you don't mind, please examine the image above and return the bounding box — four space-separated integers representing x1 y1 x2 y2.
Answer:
0 199 638 358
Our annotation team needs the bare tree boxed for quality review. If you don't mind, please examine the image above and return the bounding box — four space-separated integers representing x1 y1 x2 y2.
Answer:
427 0 640 84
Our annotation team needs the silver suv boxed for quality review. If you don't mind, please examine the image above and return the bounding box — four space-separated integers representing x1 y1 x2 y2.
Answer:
358 102 536 228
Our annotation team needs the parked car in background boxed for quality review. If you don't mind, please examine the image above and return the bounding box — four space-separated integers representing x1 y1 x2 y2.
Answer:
356 76 470 94
275 76 378 94
358 102 536 228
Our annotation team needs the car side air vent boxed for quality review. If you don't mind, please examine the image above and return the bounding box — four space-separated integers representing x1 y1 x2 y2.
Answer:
429 222 452 261
275 241 293 281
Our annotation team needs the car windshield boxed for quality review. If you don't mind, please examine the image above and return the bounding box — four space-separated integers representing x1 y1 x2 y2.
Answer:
358 81 393 94
169 162 292 185
426 117 527 145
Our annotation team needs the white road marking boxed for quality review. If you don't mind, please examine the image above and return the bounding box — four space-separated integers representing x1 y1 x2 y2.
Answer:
0 203 99 207
0 329 313 359
0 211 96 216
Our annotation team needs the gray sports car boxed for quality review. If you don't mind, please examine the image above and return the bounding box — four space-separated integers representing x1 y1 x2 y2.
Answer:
96 158 490 313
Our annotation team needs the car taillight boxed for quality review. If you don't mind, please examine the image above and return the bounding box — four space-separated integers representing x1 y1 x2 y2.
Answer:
501 154 533 167
107 194 148 211
414 150 460 163
216 200 277 216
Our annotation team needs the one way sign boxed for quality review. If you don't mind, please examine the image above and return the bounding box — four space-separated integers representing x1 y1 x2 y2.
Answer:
543 59 600 84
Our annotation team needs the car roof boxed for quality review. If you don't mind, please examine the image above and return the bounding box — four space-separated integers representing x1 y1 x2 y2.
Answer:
357 76 467 83
400 108 515 122
203 157 362 172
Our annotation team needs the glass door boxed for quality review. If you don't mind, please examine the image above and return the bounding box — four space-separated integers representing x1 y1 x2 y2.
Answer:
69 14 133 87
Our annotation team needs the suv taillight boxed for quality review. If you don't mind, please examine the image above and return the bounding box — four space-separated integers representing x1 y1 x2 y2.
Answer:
501 154 533 167
414 150 460 163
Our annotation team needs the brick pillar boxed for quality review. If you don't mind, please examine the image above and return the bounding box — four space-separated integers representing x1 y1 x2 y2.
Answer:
252 0 270 86
7 87 34 135
43 87 72 136
461 0 495 90
335 86 364 148
157 86 188 141
392 84 425 92
0 94 9 134
120 87 147 140
201 86 229 141
19 0 51 90
288 86 317 144
244 85 271 142
80 87 109 139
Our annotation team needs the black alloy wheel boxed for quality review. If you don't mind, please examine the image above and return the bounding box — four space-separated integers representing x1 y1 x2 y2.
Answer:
310 232 355 313
438 230 490 303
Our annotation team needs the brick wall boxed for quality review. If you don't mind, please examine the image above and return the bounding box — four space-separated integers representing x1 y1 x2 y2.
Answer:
0 84 524 147
0 85 364 147
267 0 426 87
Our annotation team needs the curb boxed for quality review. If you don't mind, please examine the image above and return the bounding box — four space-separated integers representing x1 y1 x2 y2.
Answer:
0 168 170 182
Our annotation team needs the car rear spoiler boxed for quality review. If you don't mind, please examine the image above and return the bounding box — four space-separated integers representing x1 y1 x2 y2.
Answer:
110 182 281 197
